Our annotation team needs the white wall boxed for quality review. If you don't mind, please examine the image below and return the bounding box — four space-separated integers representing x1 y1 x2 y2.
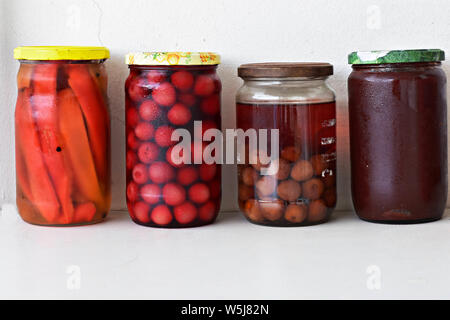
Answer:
1 0 450 212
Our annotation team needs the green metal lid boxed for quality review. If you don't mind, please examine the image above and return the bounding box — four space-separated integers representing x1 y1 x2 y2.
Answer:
348 49 445 65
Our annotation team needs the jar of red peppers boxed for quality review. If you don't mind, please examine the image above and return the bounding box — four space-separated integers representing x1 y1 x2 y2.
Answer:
348 49 447 223
14 46 111 226
236 63 336 226
125 52 221 228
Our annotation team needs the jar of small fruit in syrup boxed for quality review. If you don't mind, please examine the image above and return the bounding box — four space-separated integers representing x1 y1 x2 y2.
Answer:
236 63 336 226
125 52 221 228
348 49 447 223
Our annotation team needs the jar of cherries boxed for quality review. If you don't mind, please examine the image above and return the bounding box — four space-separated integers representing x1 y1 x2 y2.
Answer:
125 52 221 228
236 63 337 226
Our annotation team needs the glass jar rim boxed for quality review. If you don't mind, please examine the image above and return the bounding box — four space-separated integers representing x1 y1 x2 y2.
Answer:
241 76 330 81
350 61 442 69
238 62 333 79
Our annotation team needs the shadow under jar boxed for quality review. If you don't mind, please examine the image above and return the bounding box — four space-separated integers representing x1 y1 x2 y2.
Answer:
236 63 337 226
348 49 448 223
13 46 111 226
125 52 222 228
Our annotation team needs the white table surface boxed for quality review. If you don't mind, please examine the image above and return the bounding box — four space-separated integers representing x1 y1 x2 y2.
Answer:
0 206 449 300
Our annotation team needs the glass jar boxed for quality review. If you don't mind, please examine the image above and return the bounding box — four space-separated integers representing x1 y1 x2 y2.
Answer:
14 46 111 226
236 63 336 226
125 52 221 228
348 49 447 223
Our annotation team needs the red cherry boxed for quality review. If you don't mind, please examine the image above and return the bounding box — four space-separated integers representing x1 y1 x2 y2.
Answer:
125 71 136 89
213 78 222 93
190 141 210 163
132 163 149 184
137 142 159 164
134 201 151 223
198 201 217 222
128 76 148 102
162 183 186 206
167 103 192 126
127 201 136 220
177 166 198 186
179 93 197 107
134 122 154 141
174 202 197 224
140 184 161 204
209 179 221 199
126 107 140 127
150 204 173 226
152 82 176 107
127 131 140 150
199 164 217 181
200 94 220 115
194 75 215 96
139 100 160 121
126 181 139 202
148 161 175 184
166 146 190 167
171 70 194 92
126 150 138 170
146 70 165 85
188 183 210 204
155 125 176 147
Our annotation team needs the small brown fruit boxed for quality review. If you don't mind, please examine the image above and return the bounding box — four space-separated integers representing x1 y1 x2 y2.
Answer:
308 199 328 223
238 184 255 201
260 199 285 221
263 158 291 180
275 159 291 180
244 199 263 222
302 178 325 200
277 180 302 201
281 146 301 162
255 176 277 197
238 199 245 211
322 171 336 188
323 187 337 207
284 203 308 223
291 160 314 181
310 154 328 176
241 166 258 186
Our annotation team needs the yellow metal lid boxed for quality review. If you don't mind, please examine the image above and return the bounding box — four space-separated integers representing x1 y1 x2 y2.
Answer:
125 52 220 66
14 46 110 61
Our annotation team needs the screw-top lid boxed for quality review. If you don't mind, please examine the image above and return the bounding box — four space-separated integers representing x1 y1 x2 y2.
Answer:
125 52 220 65
237 62 333 79
14 46 110 61
348 49 445 65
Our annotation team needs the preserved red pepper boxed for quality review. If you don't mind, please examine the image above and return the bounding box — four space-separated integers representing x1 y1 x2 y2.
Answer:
348 49 447 223
125 52 221 228
236 63 336 226
14 46 111 226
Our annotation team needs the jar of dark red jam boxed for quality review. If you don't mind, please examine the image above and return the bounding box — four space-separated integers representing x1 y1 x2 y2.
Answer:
125 52 221 228
236 63 336 226
348 49 447 223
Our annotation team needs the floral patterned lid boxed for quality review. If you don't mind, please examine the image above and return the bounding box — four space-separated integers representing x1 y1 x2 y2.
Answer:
348 49 445 64
125 52 220 65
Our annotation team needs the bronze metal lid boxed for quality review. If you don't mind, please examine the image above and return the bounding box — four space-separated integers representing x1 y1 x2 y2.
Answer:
238 62 333 78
